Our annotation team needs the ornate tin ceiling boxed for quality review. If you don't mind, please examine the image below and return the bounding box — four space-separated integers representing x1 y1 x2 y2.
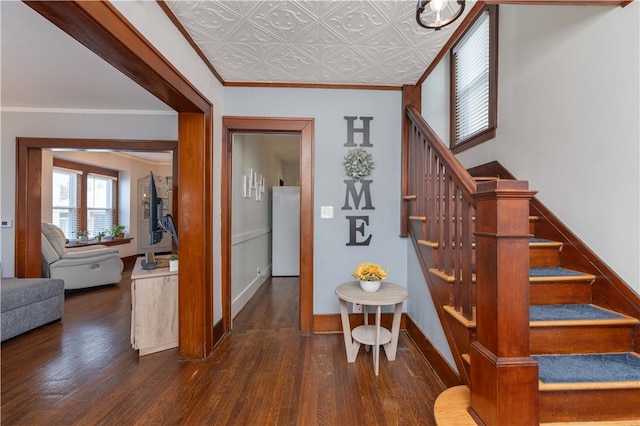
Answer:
165 1 471 86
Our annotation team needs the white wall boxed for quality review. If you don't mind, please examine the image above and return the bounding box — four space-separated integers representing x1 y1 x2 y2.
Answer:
224 87 407 314
423 3 640 293
421 52 450 147
0 110 177 277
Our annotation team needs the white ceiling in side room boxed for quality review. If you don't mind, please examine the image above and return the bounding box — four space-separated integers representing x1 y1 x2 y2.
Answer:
164 0 472 86
0 1 174 112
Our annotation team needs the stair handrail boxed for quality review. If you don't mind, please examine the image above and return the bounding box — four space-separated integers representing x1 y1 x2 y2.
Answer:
406 106 478 195
405 107 540 423
405 106 477 319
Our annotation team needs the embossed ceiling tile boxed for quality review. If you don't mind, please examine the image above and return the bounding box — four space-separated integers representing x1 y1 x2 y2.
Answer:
319 1 390 45
263 44 319 73
320 45 376 78
377 48 430 75
247 1 318 43
262 59 321 83
321 62 393 85
166 1 470 86
167 1 243 43
354 45 423 82
217 40 283 62
362 25 413 48
205 43 264 78
224 19 285 44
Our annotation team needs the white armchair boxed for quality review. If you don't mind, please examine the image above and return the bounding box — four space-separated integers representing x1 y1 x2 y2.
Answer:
40 223 124 290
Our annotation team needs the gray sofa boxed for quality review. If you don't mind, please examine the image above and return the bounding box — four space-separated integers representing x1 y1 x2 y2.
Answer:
1 277 64 342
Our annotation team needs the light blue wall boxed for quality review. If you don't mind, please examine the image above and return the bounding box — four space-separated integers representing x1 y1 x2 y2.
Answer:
224 87 406 314
406 239 456 370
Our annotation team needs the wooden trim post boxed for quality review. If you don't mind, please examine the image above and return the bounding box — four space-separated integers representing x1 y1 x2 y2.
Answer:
400 85 421 237
469 180 539 426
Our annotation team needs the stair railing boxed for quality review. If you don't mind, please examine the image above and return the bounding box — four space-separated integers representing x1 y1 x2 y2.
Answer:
405 106 477 320
405 106 540 424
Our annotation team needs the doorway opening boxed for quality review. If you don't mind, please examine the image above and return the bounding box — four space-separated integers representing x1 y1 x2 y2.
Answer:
229 133 300 327
15 137 178 276
222 117 314 334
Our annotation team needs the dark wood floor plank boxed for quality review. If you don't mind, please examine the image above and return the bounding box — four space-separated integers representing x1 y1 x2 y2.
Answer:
2 266 444 425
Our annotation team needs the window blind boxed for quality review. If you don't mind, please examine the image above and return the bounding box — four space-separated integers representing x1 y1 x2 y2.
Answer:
52 168 81 239
87 174 117 237
452 10 490 144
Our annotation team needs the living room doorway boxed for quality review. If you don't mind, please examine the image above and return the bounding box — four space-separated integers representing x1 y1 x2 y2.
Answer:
15 137 178 277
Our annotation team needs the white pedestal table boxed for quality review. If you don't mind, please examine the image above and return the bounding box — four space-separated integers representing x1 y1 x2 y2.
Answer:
335 281 409 376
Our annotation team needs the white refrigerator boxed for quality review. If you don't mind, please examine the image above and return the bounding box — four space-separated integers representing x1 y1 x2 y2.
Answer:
272 186 300 276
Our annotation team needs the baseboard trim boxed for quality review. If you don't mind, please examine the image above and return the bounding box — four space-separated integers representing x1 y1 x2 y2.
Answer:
405 314 462 388
232 272 270 318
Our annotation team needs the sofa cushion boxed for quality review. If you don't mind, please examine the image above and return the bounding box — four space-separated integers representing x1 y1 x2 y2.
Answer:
1 278 65 312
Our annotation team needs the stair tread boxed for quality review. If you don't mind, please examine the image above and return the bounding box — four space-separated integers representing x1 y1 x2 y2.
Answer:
431 267 595 283
534 352 640 388
530 304 626 322
530 267 596 282
434 385 640 426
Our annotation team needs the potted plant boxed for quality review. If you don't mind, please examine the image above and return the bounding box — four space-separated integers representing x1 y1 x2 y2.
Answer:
76 230 89 243
109 224 126 240
169 254 178 272
352 262 388 292
96 231 106 242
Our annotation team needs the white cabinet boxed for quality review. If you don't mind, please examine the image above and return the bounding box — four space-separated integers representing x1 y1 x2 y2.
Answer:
130 257 178 356
137 174 173 254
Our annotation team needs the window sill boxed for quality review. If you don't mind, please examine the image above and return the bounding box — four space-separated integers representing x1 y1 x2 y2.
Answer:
66 237 133 248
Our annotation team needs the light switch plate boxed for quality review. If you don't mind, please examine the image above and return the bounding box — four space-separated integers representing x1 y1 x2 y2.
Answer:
320 206 333 219
1 219 12 228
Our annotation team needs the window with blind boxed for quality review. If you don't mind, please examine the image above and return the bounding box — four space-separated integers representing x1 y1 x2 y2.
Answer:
52 158 119 240
450 5 498 153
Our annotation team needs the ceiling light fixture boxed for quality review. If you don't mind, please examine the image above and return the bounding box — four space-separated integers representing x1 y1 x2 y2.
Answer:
416 0 465 30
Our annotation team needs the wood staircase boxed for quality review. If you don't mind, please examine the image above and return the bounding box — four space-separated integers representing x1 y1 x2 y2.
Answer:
426 215 640 423
402 106 640 424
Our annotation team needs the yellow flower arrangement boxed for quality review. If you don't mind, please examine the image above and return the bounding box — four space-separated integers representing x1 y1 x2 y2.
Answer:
352 262 388 281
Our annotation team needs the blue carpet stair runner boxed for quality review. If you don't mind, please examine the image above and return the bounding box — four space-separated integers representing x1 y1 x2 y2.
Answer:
529 266 585 277
530 304 624 321
534 353 640 383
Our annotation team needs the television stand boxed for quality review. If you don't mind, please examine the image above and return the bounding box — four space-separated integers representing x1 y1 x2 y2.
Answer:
130 255 178 356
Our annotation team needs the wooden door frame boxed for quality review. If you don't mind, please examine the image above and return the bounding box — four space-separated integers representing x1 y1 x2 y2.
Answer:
20 1 214 359
222 117 314 333
15 138 178 272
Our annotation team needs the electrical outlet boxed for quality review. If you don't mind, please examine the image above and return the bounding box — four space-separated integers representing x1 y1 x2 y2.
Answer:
1 219 12 228
353 303 362 313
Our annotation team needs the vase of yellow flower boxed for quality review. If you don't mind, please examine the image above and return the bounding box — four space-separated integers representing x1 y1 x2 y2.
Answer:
352 262 387 292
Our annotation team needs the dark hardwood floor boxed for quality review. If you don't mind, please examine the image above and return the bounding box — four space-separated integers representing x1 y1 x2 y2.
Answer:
1 263 444 425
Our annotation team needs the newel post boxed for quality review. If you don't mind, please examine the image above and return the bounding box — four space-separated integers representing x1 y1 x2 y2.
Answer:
469 180 539 426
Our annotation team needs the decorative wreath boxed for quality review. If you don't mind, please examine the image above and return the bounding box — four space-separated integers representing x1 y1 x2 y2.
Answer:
343 148 374 181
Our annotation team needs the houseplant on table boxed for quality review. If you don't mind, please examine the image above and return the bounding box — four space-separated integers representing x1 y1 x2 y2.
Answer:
169 254 178 272
76 230 89 243
108 224 126 240
352 262 387 292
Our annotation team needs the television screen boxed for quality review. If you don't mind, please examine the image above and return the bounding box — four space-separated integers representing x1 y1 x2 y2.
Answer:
148 171 164 245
